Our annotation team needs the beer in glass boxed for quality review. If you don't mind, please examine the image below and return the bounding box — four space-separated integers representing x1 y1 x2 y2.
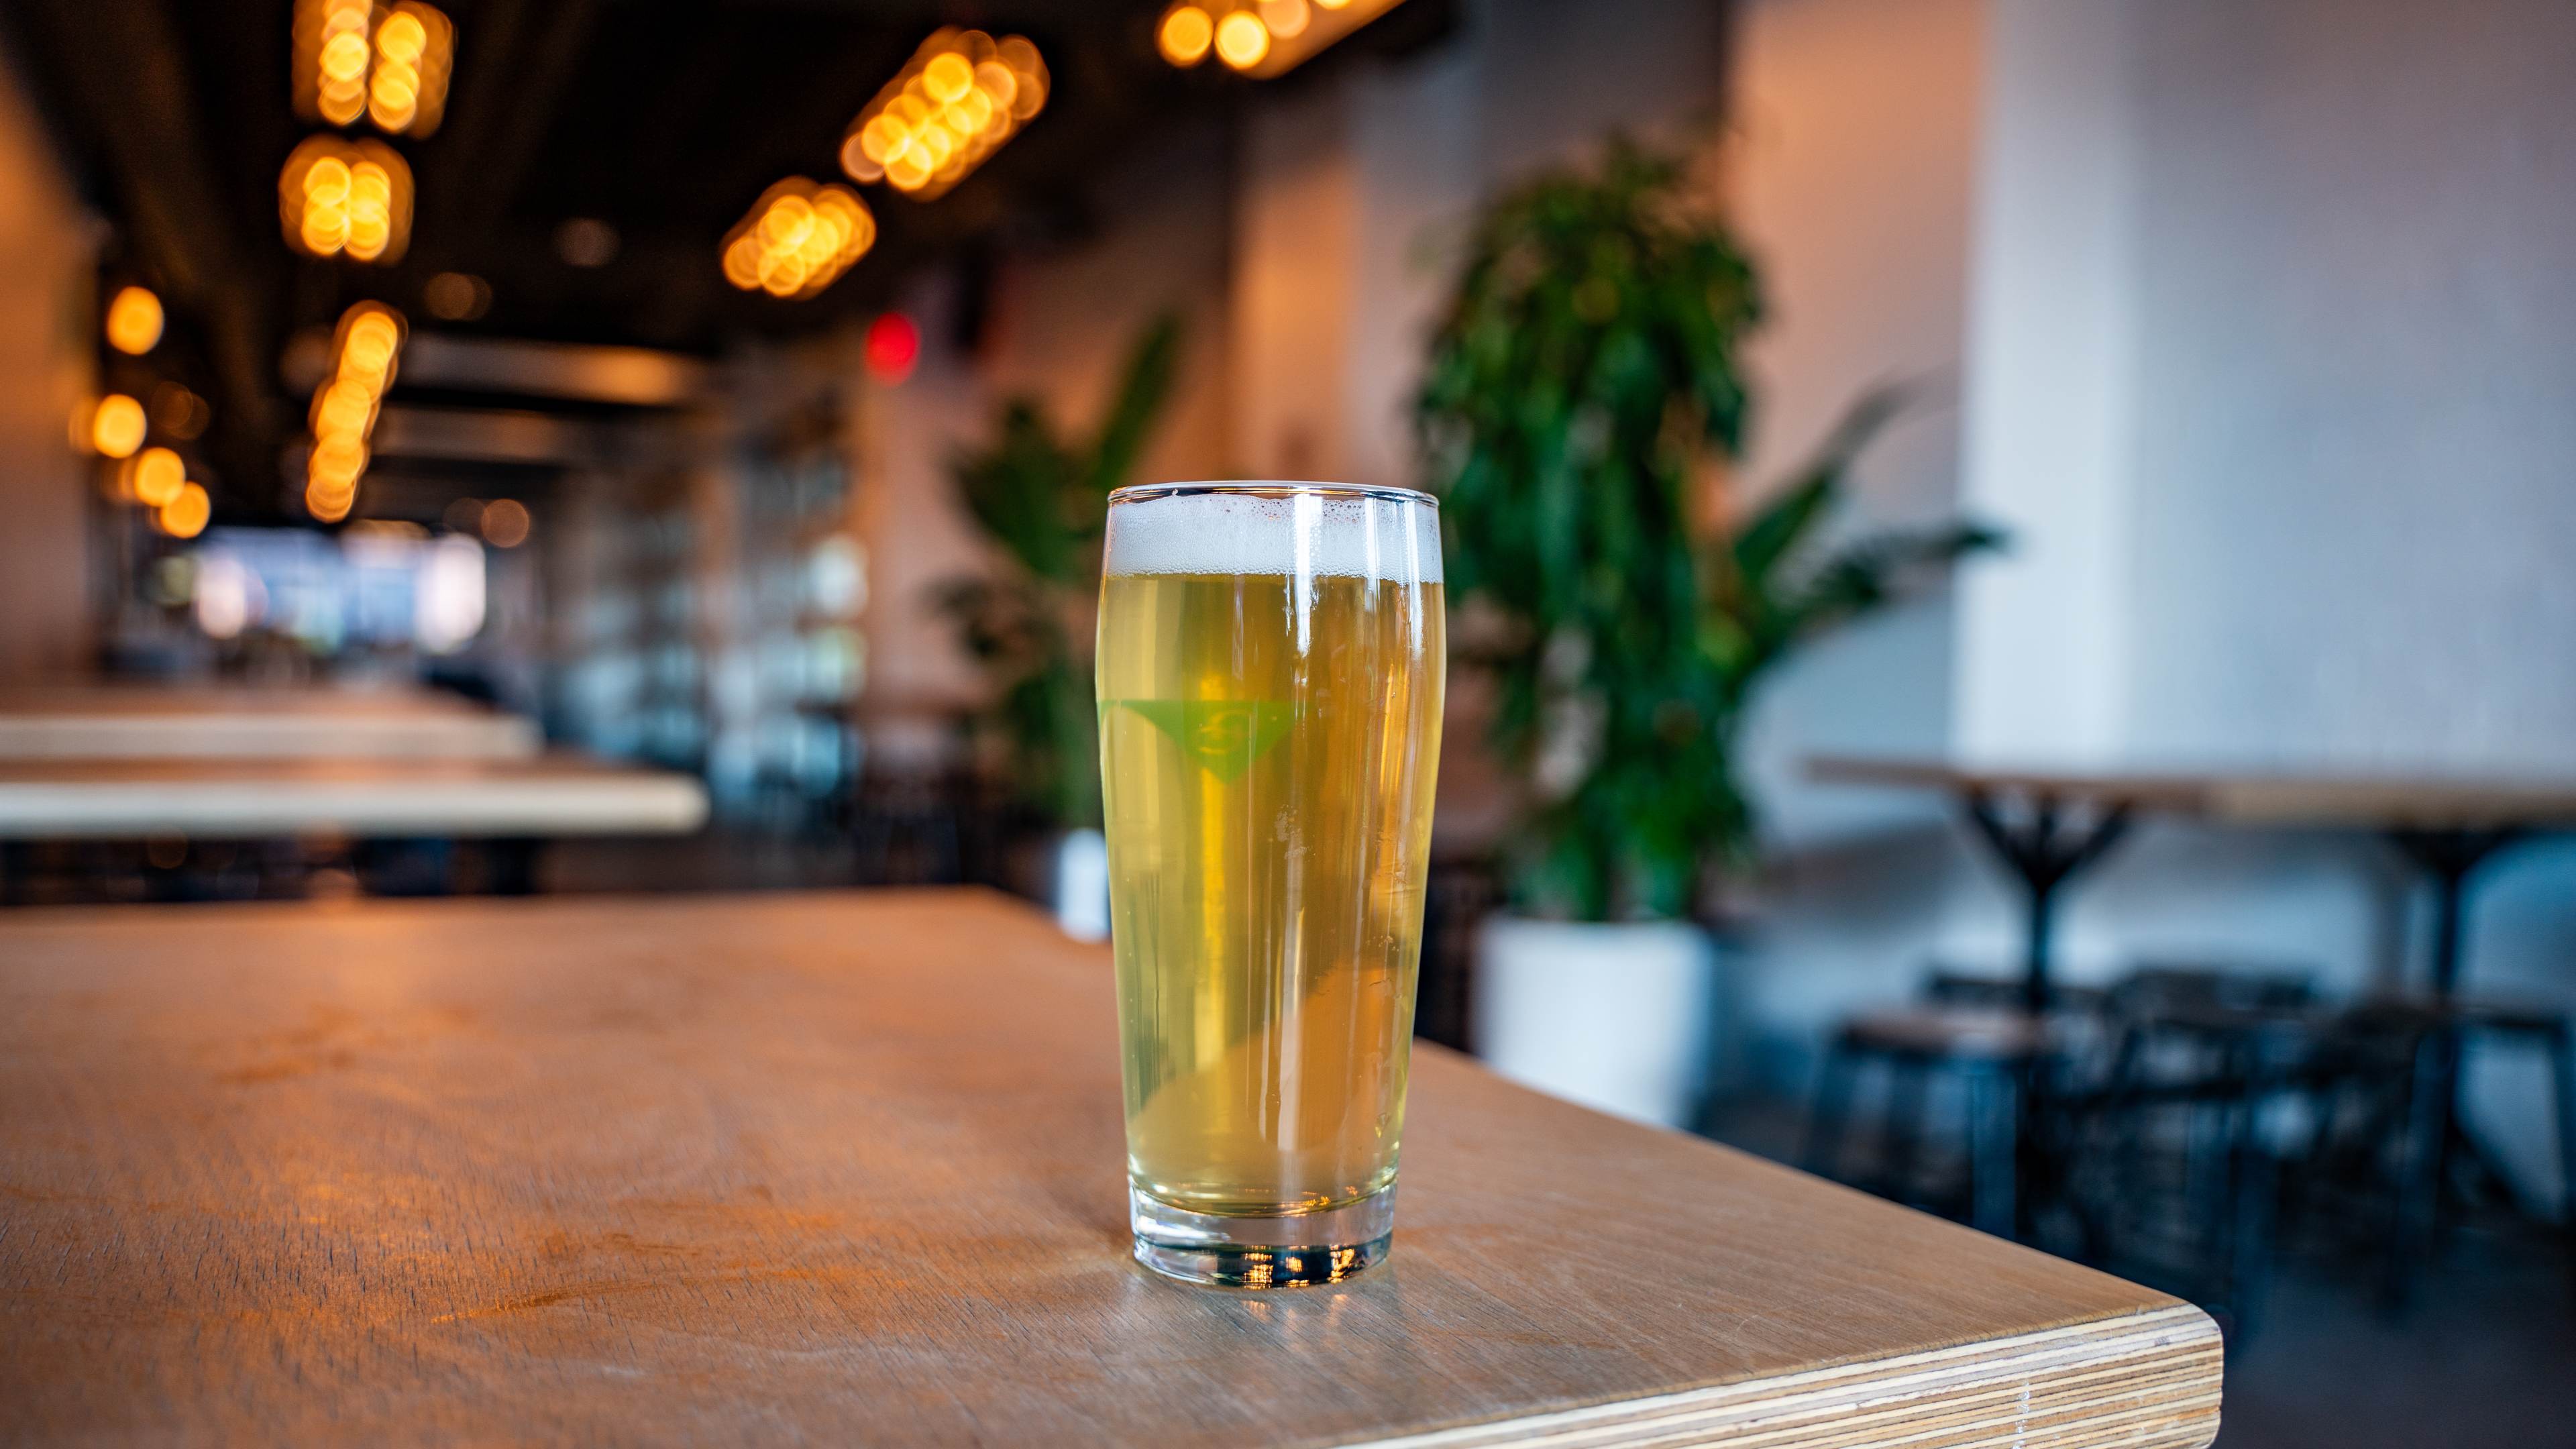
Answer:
1097 482 1444 1287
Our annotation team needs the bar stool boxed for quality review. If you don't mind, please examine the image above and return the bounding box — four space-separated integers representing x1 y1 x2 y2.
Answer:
1803 1006 2052 1238
2117 962 2315 1015
2075 967 2324 1336
1923 967 2109 1016
2290 999 2456 1307
2365 992 2576 1295
851 765 965 886
2429 996 2576 1226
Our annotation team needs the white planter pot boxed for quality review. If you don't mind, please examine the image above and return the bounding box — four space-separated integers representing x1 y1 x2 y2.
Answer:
1473 916 1717 1130
1049 827 1112 943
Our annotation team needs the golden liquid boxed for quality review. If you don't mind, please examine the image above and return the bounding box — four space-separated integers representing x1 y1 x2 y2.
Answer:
1099 571 1445 1216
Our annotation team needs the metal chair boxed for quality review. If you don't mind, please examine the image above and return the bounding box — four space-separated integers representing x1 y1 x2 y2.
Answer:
1923 967 2110 1016
2062 965 2324 1336
1803 1004 2051 1238
850 765 967 887
2347 992 2576 1303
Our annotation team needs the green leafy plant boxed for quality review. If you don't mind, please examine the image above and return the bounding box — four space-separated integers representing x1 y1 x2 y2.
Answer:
940 313 1183 829
1417 138 2000 922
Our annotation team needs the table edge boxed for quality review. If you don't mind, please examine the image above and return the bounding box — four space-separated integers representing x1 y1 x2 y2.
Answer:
0 768 710 838
1805 754 2576 826
1336 1301 2221 1449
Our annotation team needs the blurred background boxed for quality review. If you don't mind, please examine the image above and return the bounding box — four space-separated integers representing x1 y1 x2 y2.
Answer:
0 1 2569 1444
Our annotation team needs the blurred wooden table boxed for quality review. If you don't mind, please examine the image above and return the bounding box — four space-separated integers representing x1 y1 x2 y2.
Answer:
0 755 707 840
1812 755 2576 1252
0 684 541 761
1807 756 2576 832
0 890 2220 1448
1809 755 2576 1002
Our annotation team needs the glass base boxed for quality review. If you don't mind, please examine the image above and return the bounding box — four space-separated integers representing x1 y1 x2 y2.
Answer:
1129 1183 1395 1288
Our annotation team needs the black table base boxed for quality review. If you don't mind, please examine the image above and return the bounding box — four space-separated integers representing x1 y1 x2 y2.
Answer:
1964 789 2133 1014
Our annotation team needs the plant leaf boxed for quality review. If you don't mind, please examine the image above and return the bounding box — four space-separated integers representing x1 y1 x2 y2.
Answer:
1776 521 2006 641
1078 311 1184 504
938 313 1186 826
1727 383 1908 588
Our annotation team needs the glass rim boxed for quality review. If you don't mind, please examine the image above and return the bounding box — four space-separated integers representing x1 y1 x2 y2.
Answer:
1106 480 1438 508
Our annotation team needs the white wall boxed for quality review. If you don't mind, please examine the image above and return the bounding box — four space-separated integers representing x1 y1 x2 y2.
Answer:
1951 0 2136 761
1231 83 1360 483
2121 0 2576 771
985 127 1236 489
1955 0 2576 775
1729 0 1987 852
1721 0 2003 1051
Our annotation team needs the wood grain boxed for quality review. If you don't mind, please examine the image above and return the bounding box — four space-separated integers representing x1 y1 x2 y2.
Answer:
0 754 708 838
0 684 541 761
0 890 2220 1447
1809 753 2576 828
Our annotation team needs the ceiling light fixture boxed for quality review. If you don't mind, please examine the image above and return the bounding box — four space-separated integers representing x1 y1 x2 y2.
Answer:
840 28 1047 201
294 0 453 136
303 301 406 523
721 180 876 300
280 136 415 263
1157 0 1407 78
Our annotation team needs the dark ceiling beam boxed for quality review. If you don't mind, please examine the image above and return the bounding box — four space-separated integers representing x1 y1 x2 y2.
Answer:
373 405 604 465
423 0 606 248
399 335 710 407
14 0 280 481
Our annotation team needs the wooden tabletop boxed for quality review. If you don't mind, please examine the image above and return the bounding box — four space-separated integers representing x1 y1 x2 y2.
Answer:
0 684 542 761
0 755 708 839
1810 754 2576 829
0 890 2219 1448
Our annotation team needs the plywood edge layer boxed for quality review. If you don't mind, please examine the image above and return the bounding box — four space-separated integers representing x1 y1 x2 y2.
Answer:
1345 1302 2222 1449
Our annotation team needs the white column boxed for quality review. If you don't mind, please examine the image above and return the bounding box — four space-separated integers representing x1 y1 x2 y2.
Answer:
1951 0 2140 760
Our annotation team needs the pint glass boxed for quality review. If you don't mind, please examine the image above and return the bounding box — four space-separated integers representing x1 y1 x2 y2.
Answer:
1097 482 1445 1287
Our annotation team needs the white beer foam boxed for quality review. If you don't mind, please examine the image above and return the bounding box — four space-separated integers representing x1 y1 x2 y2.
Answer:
1104 488 1443 584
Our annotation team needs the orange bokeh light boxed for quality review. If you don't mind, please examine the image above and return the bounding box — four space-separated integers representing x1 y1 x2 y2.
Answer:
90 394 147 459
480 498 531 548
105 286 164 355
158 482 211 539
129 447 186 508
1215 10 1271 70
1160 5 1213 65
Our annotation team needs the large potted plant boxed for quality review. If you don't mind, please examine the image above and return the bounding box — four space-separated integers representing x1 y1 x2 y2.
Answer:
940 315 1181 938
1417 140 1998 1126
